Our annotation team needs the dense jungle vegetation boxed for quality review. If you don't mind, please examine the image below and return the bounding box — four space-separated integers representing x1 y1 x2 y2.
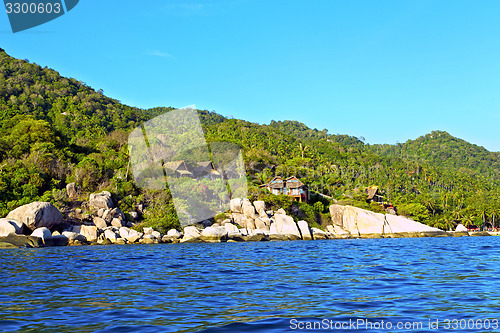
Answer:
1 47 499 231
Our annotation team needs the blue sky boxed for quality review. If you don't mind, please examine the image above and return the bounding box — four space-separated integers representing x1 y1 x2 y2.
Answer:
1 0 500 151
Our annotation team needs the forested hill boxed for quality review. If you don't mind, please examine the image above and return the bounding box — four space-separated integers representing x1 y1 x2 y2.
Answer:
369 131 500 181
1 47 500 232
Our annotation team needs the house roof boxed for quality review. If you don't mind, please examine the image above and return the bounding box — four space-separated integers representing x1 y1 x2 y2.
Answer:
164 161 187 171
197 161 214 169
366 186 379 200
265 176 306 189
285 176 305 189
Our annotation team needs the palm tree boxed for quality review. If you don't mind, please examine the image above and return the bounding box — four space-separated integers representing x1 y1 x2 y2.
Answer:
253 169 273 185
298 143 309 159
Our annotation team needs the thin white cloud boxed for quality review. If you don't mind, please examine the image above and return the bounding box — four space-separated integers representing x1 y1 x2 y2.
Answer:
147 50 173 58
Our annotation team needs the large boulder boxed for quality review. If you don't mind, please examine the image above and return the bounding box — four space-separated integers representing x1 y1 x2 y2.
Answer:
200 226 228 242
167 229 182 239
80 225 98 242
119 227 141 243
7 202 63 231
230 198 243 214
93 217 107 229
0 234 43 248
89 191 114 210
110 208 126 221
455 224 468 232
384 214 442 233
224 223 240 234
276 208 287 215
181 226 201 242
328 224 351 238
52 234 69 246
111 218 123 228
242 199 257 218
273 214 301 239
31 227 52 240
331 204 444 237
104 229 118 243
31 227 53 245
311 227 328 240
329 204 345 226
253 201 266 212
62 231 87 243
0 218 25 236
231 213 248 228
297 220 312 240
254 217 270 232
343 207 385 235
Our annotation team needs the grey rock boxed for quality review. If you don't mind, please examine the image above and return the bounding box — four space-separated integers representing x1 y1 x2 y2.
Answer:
167 229 182 238
254 218 270 232
89 191 114 210
276 208 287 215
230 198 243 214
273 214 301 238
311 227 328 240
224 223 239 234
111 218 123 228
31 227 52 240
0 218 24 236
329 204 346 226
104 229 118 243
297 220 312 240
93 217 107 229
80 225 98 242
102 209 112 223
253 201 266 212
66 182 77 199
200 226 228 242
7 202 63 231
181 226 201 242
110 208 125 221
242 200 257 218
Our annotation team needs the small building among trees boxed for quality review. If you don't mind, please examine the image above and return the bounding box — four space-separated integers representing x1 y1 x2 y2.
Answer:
261 176 308 202
164 161 193 178
366 185 384 203
193 161 221 179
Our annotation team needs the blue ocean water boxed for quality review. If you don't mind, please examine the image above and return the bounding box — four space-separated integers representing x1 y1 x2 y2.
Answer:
0 237 499 332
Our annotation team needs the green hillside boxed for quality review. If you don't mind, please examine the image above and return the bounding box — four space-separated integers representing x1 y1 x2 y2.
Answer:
1 47 499 232
370 131 500 181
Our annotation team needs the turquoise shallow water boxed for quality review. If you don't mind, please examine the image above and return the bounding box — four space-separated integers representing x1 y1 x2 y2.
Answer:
0 237 499 332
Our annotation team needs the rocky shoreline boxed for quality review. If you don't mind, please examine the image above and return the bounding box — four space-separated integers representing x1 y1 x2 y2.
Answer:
0 192 493 249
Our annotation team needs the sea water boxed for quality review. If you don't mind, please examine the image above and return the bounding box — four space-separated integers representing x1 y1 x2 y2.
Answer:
1 237 499 332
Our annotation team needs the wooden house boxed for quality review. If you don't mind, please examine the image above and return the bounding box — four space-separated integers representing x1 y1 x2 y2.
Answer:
164 161 193 178
261 176 308 202
193 161 221 179
366 185 384 203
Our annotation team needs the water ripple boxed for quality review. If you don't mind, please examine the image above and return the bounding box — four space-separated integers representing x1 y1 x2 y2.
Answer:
0 237 499 332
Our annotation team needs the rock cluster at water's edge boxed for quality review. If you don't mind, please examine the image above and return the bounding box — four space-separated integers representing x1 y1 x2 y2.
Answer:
0 195 491 248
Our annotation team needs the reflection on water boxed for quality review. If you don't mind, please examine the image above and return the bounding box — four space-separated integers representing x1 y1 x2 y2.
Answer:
1 237 499 332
